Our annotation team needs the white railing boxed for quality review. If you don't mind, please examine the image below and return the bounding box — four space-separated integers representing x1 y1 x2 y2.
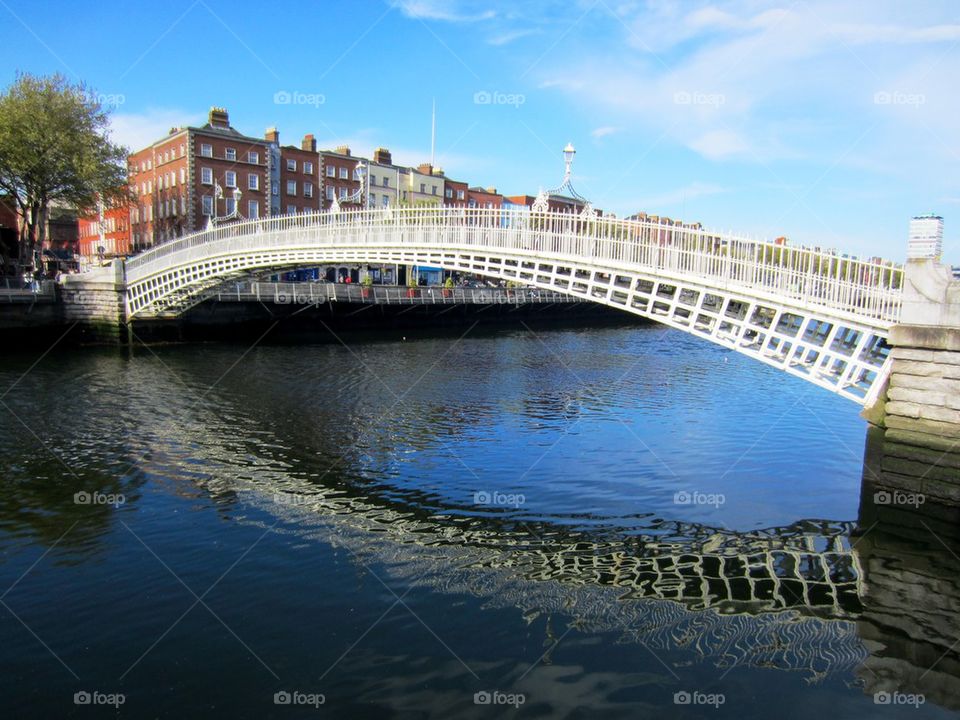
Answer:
209 281 575 305
126 207 903 324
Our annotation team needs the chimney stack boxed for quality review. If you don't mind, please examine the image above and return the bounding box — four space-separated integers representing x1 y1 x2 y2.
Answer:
373 147 392 165
208 107 230 129
264 127 279 144
335 145 351 156
417 163 433 175
302 134 316 152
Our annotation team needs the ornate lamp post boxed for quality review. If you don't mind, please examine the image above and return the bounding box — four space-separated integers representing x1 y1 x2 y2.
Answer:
532 142 593 217
206 182 243 229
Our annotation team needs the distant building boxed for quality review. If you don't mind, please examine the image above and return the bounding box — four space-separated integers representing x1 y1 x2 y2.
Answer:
128 107 271 250
908 214 943 260
443 177 468 206
319 146 361 210
78 196 132 258
277 133 322 215
399 163 443 206
505 194 584 214
467 186 502 209
367 148 399 209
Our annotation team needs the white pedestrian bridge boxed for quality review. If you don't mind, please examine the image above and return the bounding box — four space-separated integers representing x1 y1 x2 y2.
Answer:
123 207 903 405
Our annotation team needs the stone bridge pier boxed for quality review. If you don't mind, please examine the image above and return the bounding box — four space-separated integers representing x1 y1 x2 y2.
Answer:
59 260 128 342
862 258 960 505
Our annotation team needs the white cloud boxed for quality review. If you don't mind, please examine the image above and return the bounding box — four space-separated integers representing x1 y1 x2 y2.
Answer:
109 109 203 151
487 28 539 45
591 126 618 138
395 0 494 23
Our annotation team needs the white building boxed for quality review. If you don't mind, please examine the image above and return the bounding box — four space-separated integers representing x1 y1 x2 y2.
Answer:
908 214 943 260
366 148 399 209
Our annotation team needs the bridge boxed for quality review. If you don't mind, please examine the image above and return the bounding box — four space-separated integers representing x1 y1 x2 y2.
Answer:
113 206 902 405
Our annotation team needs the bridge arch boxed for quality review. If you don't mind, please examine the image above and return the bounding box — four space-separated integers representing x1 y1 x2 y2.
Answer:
124 207 902 404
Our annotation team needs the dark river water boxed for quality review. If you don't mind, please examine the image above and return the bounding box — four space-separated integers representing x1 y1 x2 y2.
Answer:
1 322 958 718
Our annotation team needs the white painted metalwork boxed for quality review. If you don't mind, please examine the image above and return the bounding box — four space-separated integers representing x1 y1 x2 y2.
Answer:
123 206 903 404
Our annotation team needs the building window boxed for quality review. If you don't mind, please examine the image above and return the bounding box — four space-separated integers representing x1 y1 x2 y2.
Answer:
225 197 236 216
303 182 313 198
201 167 213 185
180 144 185 157
180 168 186 184
202 196 213 215
383 195 390 207
420 183 426 193
338 186 348 199
248 200 259 218
287 205 296 215
286 180 297 196
248 173 259 190
369 193 376 205
225 147 236 161
200 143 212 158
163 150 169 163
325 186 334 201
339 167 348 180
303 161 313 175
432 185 437 195
353 167 362 180
383 177 389 187
181 197 186 214
445 188 452 199
225 171 236 188
286 158 297 172
248 151 259 164
457 190 465 200
326 165 335 178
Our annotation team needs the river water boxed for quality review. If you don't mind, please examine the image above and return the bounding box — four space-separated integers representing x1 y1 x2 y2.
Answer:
1 323 957 718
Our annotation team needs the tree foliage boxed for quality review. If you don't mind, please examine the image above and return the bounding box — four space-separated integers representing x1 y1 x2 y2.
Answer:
0 72 128 269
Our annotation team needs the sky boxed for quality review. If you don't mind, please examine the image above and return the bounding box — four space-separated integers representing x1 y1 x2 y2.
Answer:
1 0 958 262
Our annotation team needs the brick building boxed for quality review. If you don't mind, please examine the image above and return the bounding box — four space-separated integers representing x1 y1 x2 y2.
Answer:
78 197 132 258
277 132 322 215
467 186 502 209
319 146 361 210
443 177 468 206
128 107 270 250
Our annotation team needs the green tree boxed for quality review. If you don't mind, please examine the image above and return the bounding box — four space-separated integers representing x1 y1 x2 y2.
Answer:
0 72 128 272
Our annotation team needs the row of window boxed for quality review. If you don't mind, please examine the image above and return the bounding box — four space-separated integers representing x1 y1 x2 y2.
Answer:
285 180 314 197
155 144 186 166
286 159 315 174
199 167 262 191
445 188 466 200
199 143 261 165
324 165 361 180
200 196 260 218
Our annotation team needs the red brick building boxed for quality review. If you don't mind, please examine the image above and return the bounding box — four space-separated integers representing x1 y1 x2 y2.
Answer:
320 146 361 210
443 178 468 206
78 197 132 258
505 193 585 214
467 186 503 209
277 132 322 215
128 107 270 250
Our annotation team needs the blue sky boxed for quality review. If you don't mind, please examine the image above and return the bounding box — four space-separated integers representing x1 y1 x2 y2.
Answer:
1 0 958 261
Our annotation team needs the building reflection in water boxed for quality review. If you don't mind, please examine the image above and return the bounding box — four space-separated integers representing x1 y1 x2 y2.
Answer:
854 426 960 711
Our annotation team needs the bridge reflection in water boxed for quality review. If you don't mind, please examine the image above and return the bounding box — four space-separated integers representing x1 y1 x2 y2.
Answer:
163 435 958 708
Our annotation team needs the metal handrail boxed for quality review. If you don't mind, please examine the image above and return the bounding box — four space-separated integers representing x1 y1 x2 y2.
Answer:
124 206 903 324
